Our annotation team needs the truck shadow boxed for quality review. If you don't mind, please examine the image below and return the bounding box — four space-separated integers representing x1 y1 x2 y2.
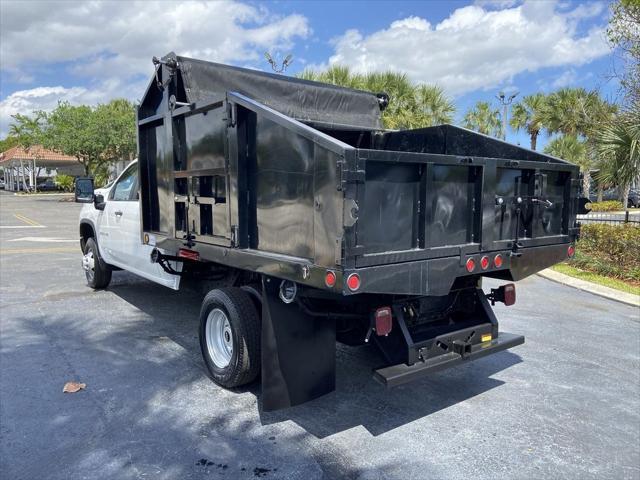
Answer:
259 346 522 438
108 274 524 439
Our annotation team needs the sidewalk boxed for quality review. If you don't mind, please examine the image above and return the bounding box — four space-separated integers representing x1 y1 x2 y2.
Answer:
538 269 640 307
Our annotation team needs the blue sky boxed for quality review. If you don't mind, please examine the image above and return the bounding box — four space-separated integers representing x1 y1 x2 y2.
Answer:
0 0 618 148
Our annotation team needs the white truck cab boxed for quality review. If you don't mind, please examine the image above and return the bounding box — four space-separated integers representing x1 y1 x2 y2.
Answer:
78 161 180 290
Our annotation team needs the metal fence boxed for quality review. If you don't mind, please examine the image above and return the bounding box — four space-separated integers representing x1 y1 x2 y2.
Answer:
577 211 640 226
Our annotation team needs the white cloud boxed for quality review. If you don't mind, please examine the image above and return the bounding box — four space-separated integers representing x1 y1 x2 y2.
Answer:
0 0 310 136
0 79 148 137
552 69 577 88
326 1 610 95
0 1 309 77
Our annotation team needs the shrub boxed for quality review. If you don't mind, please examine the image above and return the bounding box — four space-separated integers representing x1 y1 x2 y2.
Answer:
569 223 640 282
588 200 623 212
55 174 74 192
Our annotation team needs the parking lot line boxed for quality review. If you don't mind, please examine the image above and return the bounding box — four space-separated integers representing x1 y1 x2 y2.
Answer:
0 225 46 229
0 246 78 255
13 213 44 227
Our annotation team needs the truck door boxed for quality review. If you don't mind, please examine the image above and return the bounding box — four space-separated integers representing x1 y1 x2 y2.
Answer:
104 163 180 289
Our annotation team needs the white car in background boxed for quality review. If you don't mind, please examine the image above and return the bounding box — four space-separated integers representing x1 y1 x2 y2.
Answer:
77 161 179 289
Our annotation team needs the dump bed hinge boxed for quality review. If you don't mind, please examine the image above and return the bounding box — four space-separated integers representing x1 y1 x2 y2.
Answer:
337 160 365 191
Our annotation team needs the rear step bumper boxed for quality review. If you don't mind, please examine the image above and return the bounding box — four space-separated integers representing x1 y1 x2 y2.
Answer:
373 332 525 388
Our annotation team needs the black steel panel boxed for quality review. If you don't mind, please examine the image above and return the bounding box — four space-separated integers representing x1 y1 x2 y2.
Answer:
430 165 479 248
173 105 226 171
139 122 172 234
252 116 315 259
359 162 422 254
313 148 344 268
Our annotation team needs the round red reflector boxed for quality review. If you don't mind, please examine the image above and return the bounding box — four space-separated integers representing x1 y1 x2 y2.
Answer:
325 270 337 287
481 256 490 270
347 273 361 291
494 254 503 268
568 245 575 258
466 258 476 273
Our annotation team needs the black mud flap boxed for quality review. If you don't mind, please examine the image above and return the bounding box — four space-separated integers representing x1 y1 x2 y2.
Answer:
261 276 336 411
373 332 524 388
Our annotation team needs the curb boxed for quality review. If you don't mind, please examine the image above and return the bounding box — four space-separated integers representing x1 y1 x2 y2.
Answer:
537 269 639 308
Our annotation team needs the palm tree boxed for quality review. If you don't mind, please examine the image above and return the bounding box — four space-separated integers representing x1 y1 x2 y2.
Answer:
545 88 617 197
546 88 616 138
596 116 640 210
463 101 501 137
544 135 590 194
8 111 46 192
415 84 455 126
297 66 455 130
509 93 547 150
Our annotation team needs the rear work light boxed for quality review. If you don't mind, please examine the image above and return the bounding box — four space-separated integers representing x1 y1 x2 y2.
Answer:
503 283 516 306
494 254 503 268
488 283 516 306
374 306 393 336
347 273 361 291
481 256 490 270
325 270 337 288
466 258 476 273
177 248 200 261
567 245 575 258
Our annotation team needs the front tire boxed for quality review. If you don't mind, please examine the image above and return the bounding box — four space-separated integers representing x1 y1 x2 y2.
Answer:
82 237 112 289
199 288 261 388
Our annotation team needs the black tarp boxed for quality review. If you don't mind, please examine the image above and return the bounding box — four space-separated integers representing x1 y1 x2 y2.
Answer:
176 55 383 130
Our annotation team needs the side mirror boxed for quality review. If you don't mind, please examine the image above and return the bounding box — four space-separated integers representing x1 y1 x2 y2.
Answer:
94 194 106 211
75 177 94 203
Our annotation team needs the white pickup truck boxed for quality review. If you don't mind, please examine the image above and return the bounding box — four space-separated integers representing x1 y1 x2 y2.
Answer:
79 160 179 290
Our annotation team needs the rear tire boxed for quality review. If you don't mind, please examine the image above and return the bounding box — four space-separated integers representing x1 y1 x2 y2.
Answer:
199 288 261 388
83 237 112 289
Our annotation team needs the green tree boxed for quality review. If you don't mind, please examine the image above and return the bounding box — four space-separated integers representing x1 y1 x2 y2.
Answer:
94 99 137 164
544 135 591 194
8 111 46 191
0 136 20 153
298 66 455 129
607 0 640 109
596 116 640 210
42 99 136 176
462 101 501 137
509 93 547 150
415 84 455 126
42 102 101 175
545 88 617 194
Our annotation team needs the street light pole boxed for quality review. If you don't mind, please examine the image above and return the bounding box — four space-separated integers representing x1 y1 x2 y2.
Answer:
496 91 518 141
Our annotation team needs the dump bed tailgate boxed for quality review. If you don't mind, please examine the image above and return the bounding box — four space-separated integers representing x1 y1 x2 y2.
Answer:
336 126 581 295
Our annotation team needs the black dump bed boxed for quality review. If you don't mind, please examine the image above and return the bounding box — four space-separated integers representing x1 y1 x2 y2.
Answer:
138 53 582 297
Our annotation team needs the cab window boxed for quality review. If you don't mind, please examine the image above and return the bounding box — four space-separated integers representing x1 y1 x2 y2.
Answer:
110 164 138 201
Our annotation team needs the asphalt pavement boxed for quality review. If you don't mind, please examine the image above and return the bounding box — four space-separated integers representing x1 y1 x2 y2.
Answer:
1 192 639 480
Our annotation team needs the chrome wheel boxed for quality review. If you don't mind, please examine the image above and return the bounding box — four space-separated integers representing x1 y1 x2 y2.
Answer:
205 308 234 368
82 250 95 283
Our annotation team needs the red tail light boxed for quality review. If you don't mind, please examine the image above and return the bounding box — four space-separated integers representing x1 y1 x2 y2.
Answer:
178 248 200 261
374 306 393 336
504 283 516 306
346 273 361 291
568 245 575 258
325 270 337 288
466 258 476 273
480 256 490 270
494 254 503 268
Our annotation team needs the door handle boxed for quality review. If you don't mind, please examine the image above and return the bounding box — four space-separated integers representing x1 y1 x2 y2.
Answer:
114 210 123 217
